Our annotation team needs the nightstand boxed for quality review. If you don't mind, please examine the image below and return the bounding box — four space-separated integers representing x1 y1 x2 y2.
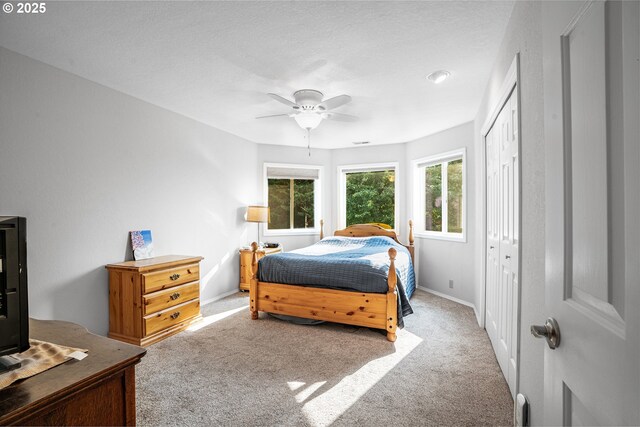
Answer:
238 246 283 291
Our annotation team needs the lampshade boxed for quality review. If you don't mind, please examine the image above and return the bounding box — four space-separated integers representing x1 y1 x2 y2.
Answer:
294 112 323 130
246 206 270 223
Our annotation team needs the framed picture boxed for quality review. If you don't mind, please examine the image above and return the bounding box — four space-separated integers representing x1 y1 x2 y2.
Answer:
130 230 154 260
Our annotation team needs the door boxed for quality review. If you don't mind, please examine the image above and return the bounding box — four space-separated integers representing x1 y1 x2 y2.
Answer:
542 1 639 425
486 110 500 358
485 86 520 396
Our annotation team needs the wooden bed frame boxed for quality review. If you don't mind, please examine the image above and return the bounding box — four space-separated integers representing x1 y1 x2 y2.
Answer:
249 221 414 342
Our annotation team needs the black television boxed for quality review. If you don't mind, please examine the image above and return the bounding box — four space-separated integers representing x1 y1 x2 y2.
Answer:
0 216 29 371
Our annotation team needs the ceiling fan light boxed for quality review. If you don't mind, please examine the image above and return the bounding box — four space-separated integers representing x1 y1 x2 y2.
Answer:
294 112 323 130
427 70 451 84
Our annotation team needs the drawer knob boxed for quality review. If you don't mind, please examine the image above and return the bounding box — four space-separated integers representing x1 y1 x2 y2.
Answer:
170 273 181 281
169 292 181 300
170 312 180 320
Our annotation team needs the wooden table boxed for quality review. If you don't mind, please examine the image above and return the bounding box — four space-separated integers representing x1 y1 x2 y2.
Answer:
0 319 146 426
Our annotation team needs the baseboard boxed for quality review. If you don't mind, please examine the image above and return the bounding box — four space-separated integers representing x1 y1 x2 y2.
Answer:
417 286 476 311
473 305 482 326
201 289 239 307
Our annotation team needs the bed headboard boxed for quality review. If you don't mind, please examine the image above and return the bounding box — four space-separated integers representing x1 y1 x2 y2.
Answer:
334 221 415 263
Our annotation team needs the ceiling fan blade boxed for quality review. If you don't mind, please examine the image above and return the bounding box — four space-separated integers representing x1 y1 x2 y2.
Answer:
268 93 297 108
323 112 358 122
255 113 291 119
320 94 352 111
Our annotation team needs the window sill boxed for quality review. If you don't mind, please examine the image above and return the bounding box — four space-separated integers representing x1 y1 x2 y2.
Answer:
263 229 320 237
415 232 467 243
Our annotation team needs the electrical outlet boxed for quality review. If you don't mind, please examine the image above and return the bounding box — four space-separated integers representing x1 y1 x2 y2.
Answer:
449 279 454 289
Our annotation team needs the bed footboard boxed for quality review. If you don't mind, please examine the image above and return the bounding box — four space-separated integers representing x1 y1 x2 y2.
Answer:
386 248 398 342
249 243 399 342
249 242 260 320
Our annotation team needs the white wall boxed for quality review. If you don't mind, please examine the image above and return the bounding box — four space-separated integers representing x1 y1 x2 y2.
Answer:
473 1 545 423
0 47 259 335
406 122 476 305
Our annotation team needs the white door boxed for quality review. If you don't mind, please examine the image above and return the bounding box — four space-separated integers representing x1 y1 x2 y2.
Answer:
542 1 639 425
499 88 519 396
485 86 520 396
486 111 500 358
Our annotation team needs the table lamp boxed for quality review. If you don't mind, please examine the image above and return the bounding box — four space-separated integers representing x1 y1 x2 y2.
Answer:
246 205 270 246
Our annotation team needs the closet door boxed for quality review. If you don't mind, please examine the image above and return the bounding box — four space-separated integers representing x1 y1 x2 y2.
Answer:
498 87 519 395
485 117 501 357
485 86 519 397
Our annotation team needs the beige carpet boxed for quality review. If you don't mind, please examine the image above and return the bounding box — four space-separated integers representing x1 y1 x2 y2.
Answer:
136 290 513 426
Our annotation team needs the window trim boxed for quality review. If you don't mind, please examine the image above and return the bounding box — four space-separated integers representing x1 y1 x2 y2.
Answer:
263 162 323 236
337 162 400 231
412 148 467 242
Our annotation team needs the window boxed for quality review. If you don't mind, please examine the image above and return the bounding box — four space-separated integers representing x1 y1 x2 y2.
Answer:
264 163 322 234
413 149 465 241
338 163 399 229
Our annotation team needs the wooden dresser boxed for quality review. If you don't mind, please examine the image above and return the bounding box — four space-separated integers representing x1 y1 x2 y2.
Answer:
106 255 203 346
238 246 282 291
0 319 145 426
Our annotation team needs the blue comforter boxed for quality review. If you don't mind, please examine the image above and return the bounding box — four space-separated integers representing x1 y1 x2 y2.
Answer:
258 236 414 327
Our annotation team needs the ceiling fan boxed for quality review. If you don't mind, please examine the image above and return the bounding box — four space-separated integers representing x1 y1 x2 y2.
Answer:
256 89 357 130
256 89 357 156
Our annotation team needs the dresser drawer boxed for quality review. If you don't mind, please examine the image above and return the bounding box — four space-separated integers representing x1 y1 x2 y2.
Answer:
143 264 200 293
144 299 200 336
143 281 200 315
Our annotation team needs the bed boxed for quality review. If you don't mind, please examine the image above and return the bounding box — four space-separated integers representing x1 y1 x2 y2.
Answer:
248 222 415 341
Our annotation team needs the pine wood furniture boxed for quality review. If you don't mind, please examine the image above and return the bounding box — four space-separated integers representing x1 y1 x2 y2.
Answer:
239 246 283 291
249 222 414 342
0 319 145 426
106 255 203 346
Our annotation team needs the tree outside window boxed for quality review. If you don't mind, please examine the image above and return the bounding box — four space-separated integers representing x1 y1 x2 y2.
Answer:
425 165 442 231
267 178 315 230
447 159 463 233
339 163 398 230
346 170 396 228
264 164 321 233
415 150 465 240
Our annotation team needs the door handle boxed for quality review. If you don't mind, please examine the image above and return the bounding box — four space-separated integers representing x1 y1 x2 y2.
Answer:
531 317 561 349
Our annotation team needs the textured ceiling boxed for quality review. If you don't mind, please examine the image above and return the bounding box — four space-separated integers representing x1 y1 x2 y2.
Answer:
0 1 514 149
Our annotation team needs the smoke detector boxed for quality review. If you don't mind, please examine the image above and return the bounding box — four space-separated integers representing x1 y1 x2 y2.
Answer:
427 70 451 84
